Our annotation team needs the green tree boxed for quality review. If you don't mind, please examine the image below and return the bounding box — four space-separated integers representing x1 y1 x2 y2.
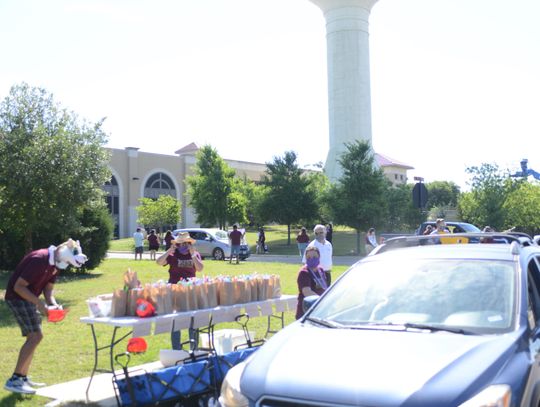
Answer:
458 163 513 230
327 141 389 254
503 182 540 236
259 151 318 244
385 183 425 232
136 195 181 233
305 170 331 226
426 180 461 208
187 145 236 229
0 83 111 262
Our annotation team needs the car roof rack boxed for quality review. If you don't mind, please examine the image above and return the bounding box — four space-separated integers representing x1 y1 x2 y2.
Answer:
373 232 534 255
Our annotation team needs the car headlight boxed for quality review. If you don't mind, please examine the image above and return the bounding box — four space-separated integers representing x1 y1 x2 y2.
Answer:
459 384 511 407
219 361 249 407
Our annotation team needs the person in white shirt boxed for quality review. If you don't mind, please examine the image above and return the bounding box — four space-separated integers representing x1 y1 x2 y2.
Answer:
302 224 333 284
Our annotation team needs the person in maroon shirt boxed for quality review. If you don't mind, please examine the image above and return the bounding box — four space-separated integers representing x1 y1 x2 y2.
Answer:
4 239 87 394
146 229 160 261
156 232 203 349
228 224 244 264
296 246 328 320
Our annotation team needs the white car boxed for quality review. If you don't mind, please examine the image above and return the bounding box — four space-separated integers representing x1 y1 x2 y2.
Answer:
172 228 250 261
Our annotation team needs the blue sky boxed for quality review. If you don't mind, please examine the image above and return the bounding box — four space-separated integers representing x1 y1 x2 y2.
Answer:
1 0 539 189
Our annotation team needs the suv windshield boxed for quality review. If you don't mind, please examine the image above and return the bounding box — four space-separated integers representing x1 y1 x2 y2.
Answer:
308 258 515 334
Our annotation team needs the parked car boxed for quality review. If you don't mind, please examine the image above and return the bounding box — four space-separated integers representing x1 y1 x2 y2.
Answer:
220 233 540 406
172 228 250 261
416 220 481 235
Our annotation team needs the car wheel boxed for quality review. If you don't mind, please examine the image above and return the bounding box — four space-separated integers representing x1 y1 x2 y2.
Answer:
213 248 225 261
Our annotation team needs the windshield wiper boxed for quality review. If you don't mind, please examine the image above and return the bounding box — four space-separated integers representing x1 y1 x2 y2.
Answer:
403 322 475 335
304 316 342 328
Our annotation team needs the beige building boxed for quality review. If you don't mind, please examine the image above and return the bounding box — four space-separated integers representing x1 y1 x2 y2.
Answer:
104 144 412 238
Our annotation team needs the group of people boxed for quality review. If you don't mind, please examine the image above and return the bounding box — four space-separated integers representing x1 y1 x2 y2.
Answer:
4 223 377 395
133 228 175 261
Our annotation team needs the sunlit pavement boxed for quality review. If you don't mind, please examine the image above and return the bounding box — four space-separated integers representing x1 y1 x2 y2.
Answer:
106 252 361 266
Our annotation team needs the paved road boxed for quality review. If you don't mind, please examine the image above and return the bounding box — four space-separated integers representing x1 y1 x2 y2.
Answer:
106 252 362 267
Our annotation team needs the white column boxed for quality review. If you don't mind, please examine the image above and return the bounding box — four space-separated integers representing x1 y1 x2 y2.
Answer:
309 0 379 181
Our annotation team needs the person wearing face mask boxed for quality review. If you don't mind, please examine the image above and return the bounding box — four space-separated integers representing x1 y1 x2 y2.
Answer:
156 232 203 350
4 239 88 395
302 224 333 284
296 246 328 319
156 232 203 284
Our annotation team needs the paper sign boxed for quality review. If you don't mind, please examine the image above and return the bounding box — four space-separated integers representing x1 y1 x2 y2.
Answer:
154 317 173 335
173 314 192 331
259 301 273 316
192 310 211 329
132 321 152 337
244 303 260 317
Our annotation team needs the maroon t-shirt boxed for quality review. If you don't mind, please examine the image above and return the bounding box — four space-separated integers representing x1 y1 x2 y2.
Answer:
5 248 58 301
296 233 310 243
296 265 327 319
147 234 160 249
164 250 201 283
229 230 242 245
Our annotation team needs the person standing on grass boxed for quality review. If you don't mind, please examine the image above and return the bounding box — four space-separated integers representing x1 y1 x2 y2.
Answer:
163 230 173 251
296 246 328 319
296 227 310 259
303 224 333 285
133 227 144 260
147 229 160 261
228 224 243 264
257 226 266 254
4 239 87 395
156 232 203 350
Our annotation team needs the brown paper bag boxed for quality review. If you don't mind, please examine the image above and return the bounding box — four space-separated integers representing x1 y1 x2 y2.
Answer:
233 279 250 304
258 277 270 300
271 275 282 298
111 288 127 317
195 283 209 309
174 284 190 312
123 269 139 289
218 280 235 306
206 280 218 308
249 278 258 301
126 288 144 316
185 284 198 311
159 284 174 315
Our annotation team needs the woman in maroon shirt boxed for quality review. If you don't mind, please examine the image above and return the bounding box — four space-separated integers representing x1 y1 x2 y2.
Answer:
156 232 204 350
296 246 328 319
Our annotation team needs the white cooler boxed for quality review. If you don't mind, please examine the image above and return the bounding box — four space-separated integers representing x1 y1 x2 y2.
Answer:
201 329 255 355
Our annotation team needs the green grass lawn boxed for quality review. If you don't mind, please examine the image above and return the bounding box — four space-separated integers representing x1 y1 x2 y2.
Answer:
0 258 348 406
110 225 362 256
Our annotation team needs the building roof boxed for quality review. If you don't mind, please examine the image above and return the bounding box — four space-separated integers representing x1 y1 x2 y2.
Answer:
375 152 414 170
174 142 199 155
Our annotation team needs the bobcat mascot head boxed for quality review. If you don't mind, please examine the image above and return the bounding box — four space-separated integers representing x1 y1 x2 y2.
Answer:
55 239 88 269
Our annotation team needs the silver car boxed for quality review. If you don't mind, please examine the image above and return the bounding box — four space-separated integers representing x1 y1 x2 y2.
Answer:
172 228 250 261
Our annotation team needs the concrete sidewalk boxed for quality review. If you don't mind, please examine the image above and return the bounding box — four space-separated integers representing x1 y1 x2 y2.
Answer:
107 251 362 266
37 362 162 406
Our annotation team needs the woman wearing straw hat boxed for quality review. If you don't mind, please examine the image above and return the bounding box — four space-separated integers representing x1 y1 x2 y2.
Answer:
156 231 203 350
156 232 203 283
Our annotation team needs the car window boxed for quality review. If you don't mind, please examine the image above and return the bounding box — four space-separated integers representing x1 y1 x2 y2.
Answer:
191 232 208 240
527 257 540 328
214 230 228 240
309 258 515 333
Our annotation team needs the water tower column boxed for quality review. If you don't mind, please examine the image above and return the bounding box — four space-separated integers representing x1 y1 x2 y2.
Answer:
309 0 379 181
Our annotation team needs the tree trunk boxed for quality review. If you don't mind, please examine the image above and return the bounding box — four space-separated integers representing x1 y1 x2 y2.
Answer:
24 228 33 254
356 229 361 255
287 224 291 245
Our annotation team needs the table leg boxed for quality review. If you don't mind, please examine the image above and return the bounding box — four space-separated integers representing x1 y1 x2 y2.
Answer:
85 324 133 403
265 312 284 338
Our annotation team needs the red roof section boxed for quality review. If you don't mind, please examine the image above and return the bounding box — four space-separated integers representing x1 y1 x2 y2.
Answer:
375 153 414 170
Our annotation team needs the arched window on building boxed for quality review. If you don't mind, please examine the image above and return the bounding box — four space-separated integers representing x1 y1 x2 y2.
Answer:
144 172 177 233
103 176 120 238
144 172 176 199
